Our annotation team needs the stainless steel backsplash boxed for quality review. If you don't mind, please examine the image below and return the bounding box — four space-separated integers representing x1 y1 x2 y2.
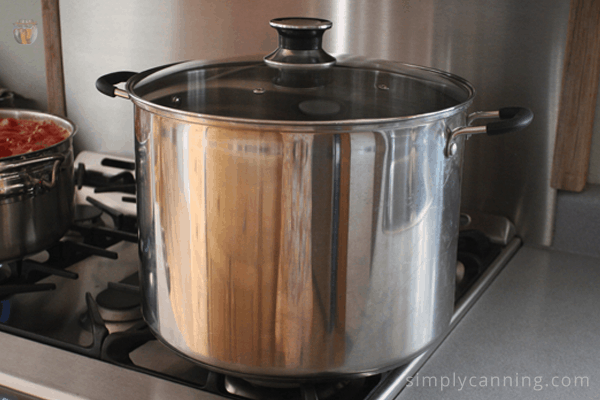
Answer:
60 0 569 245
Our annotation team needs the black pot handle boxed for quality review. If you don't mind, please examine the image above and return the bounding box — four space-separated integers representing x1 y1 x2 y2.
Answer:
445 107 534 157
487 107 534 136
96 71 137 98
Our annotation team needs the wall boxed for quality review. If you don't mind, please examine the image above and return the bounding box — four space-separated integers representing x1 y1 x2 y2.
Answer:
0 0 47 111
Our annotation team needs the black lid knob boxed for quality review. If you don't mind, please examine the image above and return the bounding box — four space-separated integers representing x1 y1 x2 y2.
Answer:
264 17 336 70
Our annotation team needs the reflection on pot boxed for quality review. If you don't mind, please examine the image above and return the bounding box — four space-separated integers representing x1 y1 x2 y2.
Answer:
0 90 14 108
383 126 436 234
13 20 38 45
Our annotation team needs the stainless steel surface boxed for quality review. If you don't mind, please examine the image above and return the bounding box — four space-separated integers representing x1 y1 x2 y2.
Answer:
395 245 599 400
447 1 567 246
61 0 567 246
0 332 223 400
467 111 500 126
447 142 458 157
0 385 42 400
3 241 138 345
0 109 76 262
114 87 129 99
445 127 486 156
129 338 211 384
446 126 487 157
445 111 502 157
135 104 466 379
460 209 516 246
366 237 522 400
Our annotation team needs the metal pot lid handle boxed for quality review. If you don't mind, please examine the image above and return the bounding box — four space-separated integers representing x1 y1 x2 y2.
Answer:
445 107 534 157
264 17 336 70
96 71 136 99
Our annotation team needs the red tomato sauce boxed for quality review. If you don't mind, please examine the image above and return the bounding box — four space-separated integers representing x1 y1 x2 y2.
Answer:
0 118 69 158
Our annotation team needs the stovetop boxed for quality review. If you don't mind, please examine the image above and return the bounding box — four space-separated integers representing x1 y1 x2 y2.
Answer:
0 151 521 400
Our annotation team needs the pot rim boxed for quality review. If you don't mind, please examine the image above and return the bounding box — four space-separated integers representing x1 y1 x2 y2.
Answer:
0 109 77 163
125 56 476 130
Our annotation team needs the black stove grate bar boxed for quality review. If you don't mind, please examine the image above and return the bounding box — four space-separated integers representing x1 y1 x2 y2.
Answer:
0 225 133 295
0 283 56 296
85 196 137 233
76 163 136 189
71 224 138 244
29 229 124 273
63 240 118 260
0 292 109 358
75 163 85 189
101 158 136 171
94 183 136 195
21 259 79 280
107 281 140 295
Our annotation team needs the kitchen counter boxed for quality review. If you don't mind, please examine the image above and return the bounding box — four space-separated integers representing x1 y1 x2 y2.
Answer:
395 245 600 399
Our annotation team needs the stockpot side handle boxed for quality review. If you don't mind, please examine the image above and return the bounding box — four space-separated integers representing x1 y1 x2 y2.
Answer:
0 155 64 195
0 154 64 174
487 107 534 135
96 71 137 99
445 107 533 157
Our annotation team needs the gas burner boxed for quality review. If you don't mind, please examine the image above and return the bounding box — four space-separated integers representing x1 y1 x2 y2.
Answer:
93 273 142 333
455 229 501 300
73 204 104 225
96 287 140 322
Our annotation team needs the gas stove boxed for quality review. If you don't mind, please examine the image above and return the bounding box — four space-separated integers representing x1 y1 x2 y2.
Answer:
0 151 521 400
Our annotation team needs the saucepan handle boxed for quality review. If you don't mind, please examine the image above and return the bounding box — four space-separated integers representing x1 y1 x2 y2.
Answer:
95 71 137 99
445 107 533 157
0 154 64 195
0 154 64 174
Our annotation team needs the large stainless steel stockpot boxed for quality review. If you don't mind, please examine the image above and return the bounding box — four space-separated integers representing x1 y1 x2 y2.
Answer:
0 109 76 262
96 18 532 381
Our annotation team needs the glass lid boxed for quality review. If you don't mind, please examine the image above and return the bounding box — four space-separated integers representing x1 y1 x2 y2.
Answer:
129 18 474 124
